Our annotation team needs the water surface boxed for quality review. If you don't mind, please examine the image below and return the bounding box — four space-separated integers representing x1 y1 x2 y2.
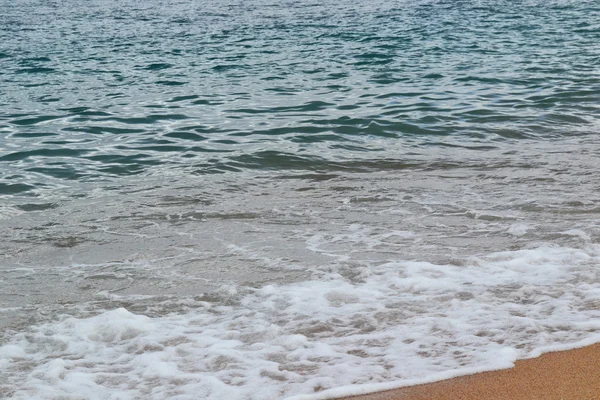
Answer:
1 0 600 398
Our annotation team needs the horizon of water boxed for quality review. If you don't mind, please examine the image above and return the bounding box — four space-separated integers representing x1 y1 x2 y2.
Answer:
1 0 600 399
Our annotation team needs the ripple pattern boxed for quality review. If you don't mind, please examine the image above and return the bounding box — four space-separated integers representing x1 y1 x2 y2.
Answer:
0 0 599 198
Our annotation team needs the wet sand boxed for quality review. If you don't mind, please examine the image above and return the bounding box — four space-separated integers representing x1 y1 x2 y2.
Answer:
339 343 600 400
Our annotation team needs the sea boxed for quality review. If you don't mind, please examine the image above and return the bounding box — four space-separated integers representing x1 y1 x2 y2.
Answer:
1 0 600 399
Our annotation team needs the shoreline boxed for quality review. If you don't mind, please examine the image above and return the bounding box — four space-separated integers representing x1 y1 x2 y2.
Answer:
335 343 600 400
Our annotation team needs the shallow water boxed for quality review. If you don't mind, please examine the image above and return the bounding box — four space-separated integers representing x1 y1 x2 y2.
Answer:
1 0 600 398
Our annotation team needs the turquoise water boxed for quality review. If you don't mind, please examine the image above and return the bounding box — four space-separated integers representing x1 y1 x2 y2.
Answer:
1 0 599 198
2 1 600 399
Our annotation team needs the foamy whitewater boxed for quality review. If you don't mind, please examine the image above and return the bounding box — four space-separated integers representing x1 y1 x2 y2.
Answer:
3 243 600 399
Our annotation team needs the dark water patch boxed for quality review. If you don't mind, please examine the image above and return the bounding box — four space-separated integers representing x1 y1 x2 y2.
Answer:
52 236 86 248
2 113 31 119
225 153 423 173
15 202 58 211
132 138 175 146
552 88 600 103
354 58 393 67
109 210 262 223
41 140 94 146
277 173 339 182
423 73 445 79
156 195 214 207
170 211 262 221
302 67 326 75
483 128 532 140
316 117 446 138
101 114 191 124
10 132 57 138
264 87 304 95
180 126 234 135
62 126 146 135
261 75 286 81
96 164 147 175
539 113 590 125
36 96 61 103
326 72 349 79
230 101 335 114
330 143 377 152
457 109 499 117
167 95 200 103
192 99 222 105
227 151 323 171
421 142 498 151
85 154 162 167
20 56 51 63
58 107 112 117
143 63 172 71
164 131 208 141
229 154 497 174
105 92 127 98
187 146 230 154
336 105 361 111
0 148 89 162
15 67 56 74
156 80 187 86
131 145 189 152
354 52 393 60
26 166 85 180
10 115 64 126
289 134 346 143
369 75 399 85
171 17 192 24
0 183 35 195
190 163 239 174
373 92 424 100
211 64 245 72
322 85 352 92
143 104 184 110
231 125 328 137
460 114 520 124
212 139 239 145
19 82 51 88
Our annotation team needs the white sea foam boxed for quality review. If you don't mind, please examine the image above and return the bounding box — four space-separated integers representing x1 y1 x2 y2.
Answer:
2 245 600 399
507 223 532 236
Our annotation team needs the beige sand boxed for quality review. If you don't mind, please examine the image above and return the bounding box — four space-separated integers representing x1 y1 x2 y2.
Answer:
339 343 600 400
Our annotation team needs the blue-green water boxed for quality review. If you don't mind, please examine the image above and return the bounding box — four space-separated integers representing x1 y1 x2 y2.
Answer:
1 1 600 399
1 0 599 198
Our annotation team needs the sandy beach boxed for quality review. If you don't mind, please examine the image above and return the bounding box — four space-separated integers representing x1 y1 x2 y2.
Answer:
339 343 600 400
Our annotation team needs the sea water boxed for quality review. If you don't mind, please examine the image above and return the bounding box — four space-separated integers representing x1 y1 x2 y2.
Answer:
1 0 600 398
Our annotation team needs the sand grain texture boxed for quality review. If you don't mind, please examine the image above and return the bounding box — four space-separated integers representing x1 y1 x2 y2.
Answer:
339 343 600 400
